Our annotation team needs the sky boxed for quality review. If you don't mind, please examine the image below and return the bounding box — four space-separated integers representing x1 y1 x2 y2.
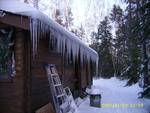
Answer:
72 0 125 25
19 0 126 29
71 0 126 42
18 0 126 43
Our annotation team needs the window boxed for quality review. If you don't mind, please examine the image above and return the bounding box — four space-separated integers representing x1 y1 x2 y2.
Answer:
0 28 15 79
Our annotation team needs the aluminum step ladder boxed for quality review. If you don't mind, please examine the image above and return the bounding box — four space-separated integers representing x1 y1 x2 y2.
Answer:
64 87 77 113
45 64 74 113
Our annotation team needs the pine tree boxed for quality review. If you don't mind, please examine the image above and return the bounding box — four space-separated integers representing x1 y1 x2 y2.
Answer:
91 17 114 78
125 0 141 85
137 0 150 98
111 0 150 97
110 5 128 77
110 2 141 85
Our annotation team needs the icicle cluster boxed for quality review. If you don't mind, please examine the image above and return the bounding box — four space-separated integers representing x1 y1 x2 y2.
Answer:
30 18 99 73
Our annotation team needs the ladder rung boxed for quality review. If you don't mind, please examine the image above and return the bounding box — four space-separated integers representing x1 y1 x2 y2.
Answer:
57 94 65 98
52 78 61 84
54 84 62 87
47 71 57 75
50 74 58 76
52 75 59 78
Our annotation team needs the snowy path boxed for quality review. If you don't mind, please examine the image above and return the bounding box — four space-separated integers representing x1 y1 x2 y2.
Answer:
77 77 150 113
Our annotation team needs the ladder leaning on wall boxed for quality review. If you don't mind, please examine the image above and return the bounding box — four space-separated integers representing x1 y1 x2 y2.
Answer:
45 64 77 113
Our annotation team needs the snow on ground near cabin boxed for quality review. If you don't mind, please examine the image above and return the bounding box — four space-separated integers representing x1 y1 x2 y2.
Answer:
76 77 150 113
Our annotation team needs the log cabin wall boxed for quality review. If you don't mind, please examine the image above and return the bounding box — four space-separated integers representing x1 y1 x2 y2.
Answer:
30 36 92 105
24 31 32 113
63 64 75 90
0 27 92 113
81 64 88 89
87 62 92 86
31 38 62 112
80 61 92 89
0 28 26 113
61 57 92 96
76 59 92 95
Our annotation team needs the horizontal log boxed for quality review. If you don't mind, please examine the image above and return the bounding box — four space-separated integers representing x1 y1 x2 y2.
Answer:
0 11 30 30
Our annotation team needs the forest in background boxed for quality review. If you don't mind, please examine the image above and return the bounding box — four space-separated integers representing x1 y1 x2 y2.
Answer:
90 0 150 98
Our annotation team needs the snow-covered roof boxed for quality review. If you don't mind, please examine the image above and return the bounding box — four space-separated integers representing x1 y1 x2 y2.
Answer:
0 0 98 67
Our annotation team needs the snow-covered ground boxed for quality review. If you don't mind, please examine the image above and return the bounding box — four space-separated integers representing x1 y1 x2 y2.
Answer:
76 77 150 113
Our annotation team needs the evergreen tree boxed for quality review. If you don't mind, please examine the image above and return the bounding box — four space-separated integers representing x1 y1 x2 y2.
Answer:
110 5 128 77
91 17 114 78
136 0 150 98
110 3 141 85
124 0 141 85
110 0 150 97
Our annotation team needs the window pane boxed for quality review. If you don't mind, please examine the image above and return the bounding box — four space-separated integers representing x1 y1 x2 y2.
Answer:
0 28 14 79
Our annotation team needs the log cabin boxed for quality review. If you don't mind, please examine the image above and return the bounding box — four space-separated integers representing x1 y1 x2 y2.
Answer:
0 0 99 113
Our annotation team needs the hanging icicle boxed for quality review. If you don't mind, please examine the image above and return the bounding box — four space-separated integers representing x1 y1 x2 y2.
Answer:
29 18 98 73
